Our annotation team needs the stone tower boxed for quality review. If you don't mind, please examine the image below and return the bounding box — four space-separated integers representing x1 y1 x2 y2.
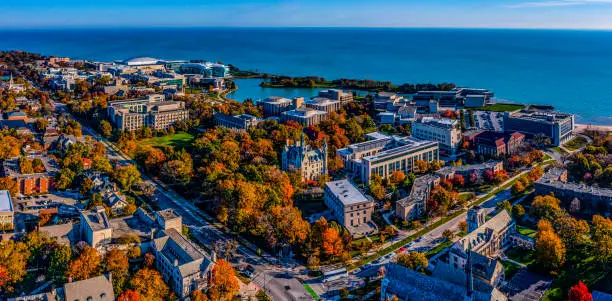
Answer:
467 206 486 233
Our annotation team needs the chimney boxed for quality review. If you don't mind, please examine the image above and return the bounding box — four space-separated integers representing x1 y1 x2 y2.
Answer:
67 277 73 283
174 259 179 266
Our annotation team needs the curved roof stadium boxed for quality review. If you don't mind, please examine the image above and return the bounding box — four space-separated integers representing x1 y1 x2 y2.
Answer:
122 57 162 66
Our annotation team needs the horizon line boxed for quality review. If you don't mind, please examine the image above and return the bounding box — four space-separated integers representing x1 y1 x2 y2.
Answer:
1 25 612 32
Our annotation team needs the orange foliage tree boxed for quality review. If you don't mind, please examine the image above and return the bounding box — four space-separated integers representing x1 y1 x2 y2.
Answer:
208 259 239 301
66 246 101 281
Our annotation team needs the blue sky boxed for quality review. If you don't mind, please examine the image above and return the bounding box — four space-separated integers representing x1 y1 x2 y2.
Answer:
2 0 612 29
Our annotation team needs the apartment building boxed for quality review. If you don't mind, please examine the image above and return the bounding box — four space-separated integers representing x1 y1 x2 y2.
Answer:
324 180 376 237
411 117 462 156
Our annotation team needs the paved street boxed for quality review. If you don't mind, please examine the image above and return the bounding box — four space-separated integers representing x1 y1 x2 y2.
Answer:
53 102 313 301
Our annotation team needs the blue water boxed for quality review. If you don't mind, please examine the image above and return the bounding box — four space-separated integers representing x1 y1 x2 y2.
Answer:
1 27 611 124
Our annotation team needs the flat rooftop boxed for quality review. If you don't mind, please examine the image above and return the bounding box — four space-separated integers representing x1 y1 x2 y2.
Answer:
0 190 13 213
325 180 370 206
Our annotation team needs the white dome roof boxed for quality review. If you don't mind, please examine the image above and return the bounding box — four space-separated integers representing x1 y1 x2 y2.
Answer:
123 57 160 66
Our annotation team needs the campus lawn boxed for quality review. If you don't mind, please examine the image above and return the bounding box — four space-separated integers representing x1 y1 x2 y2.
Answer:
425 240 453 258
501 260 522 280
541 247 610 301
141 131 195 149
505 247 536 267
564 136 588 151
474 103 524 112
516 225 537 238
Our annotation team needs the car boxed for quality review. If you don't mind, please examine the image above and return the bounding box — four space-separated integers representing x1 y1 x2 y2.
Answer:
399 247 406 252
243 265 256 278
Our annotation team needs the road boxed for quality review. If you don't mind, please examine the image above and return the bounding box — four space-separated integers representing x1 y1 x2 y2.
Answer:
54 102 312 301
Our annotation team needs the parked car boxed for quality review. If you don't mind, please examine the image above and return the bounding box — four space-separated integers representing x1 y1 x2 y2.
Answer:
243 265 256 278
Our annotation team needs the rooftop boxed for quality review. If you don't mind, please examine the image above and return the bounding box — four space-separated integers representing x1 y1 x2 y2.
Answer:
0 190 13 213
63 274 114 301
325 180 370 206
81 206 111 231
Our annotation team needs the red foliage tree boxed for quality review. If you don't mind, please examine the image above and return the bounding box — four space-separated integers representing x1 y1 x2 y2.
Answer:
453 175 465 186
568 281 592 301
118 289 141 301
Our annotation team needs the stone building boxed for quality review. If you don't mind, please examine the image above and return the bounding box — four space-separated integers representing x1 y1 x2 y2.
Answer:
281 134 328 181
324 179 376 237
395 174 440 221
474 131 525 157
535 167 612 216
152 228 215 298
107 96 189 131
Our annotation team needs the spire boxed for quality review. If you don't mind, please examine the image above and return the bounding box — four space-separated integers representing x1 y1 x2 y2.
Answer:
465 248 474 297
300 131 305 147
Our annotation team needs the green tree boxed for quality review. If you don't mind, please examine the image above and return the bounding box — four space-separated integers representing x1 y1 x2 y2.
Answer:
396 252 428 271
48 244 72 282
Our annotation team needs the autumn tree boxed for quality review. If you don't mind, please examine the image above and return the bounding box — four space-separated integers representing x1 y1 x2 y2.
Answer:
530 194 561 220
459 221 468 233
396 252 428 271
322 227 344 258
191 290 208 301
442 229 454 241
0 177 18 198
99 120 113 138
535 220 566 272
553 213 589 248
0 240 30 292
591 215 612 267
512 181 526 195
105 249 129 295
512 204 525 220
67 246 102 281
113 164 141 191
208 259 240 301
496 200 512 214
568 281 592 301
117 290 141 301
129 268 169 300
414 160 428 173
389 171 406 185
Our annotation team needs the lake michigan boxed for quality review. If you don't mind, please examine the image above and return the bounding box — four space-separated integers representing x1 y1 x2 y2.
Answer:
0 27 611 124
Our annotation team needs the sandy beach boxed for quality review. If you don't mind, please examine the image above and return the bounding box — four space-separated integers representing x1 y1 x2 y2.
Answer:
575 123 612 133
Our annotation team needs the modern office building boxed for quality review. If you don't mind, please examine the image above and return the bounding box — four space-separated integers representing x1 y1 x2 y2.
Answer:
503 111 574 146
303 97 342 113
474 131 525 157
0 190 14 230
360 138 439 183
259 96 302 117
324 180 376 237
535 168 612 217
281 134 328 181
213 112 260 131
396 174 440 220
411 117 462 156
373 92 408 111
107 96 189 131
176 62 230 78
281 108 328 126
318 89 354 104
337 134 439 183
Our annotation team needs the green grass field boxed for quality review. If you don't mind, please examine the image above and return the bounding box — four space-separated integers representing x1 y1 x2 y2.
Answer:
517 225 537 238
501 260 522 280
141 132 195 149
506 247 536 267
474 103 524 112
564 136 588 151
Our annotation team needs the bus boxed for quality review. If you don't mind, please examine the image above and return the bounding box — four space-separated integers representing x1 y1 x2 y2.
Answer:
321 267 348 283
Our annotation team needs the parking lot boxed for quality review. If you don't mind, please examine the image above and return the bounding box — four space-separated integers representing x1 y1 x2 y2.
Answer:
474 111 504 132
